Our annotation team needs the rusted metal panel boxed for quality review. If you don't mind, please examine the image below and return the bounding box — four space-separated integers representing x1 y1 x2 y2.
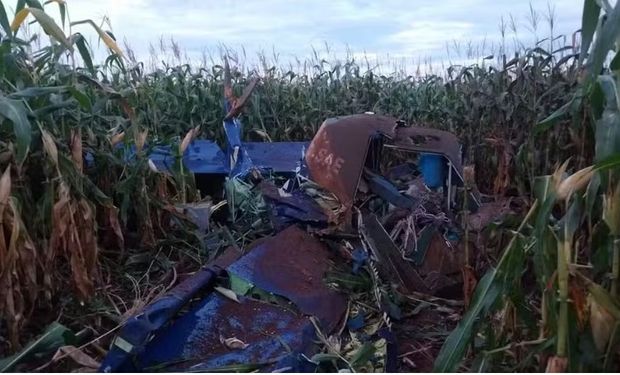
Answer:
305 114 398 211
389 126 464 181
135 293 312 372
226 226 348 333
305 114 467 217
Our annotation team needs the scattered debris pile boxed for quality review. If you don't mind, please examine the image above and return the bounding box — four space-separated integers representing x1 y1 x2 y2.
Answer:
93 111 497 372
1 71 516 373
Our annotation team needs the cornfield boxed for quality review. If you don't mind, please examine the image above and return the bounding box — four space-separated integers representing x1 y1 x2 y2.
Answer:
0 0 619 372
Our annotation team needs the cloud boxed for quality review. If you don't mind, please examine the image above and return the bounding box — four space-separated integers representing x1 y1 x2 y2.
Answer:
18 0 583 70
387 21 475 53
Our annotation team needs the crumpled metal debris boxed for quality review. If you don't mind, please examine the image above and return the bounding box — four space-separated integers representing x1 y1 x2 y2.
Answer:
305 114 478 222
227 226 348 332
101 81 492 372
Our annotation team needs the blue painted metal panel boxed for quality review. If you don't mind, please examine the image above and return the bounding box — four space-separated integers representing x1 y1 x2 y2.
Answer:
134 293 314 372
365 170 417 209
109 140 229 175
148 140 228 174
419 153 446 189
243 142 308 173
182 140 229 174
99 267 219 372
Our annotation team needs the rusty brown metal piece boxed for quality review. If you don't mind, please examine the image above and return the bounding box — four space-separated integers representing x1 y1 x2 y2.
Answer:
180 294 310 371
226 225 348 333
390 126 463 176
305 114 466 219
305 114 398 213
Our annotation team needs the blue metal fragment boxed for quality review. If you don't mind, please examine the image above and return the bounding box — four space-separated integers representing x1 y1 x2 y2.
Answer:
364 169 417 209
243 142 308 173
351 248 368 274
134 293 315 372
258 181 327 230
419 153 446 189
347 314 365 331
99 267 220 372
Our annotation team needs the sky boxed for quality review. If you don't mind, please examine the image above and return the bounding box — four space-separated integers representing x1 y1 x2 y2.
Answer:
18 0 586 72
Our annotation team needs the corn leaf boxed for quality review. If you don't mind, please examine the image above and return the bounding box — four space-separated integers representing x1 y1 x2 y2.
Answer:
0 322 74 372
585 1 620 81
611 51 620 73
536 98 574 133
0 97 31 164
594 102 620 164
8 86 67 99
594 153 620 172
434 270 501 372
16 0 26 13
585 173 601 220
0 1 11 36
11 8 72 51
579 0 602 65
24 0 44 10
73 33 95 76
44 0 66 28
68 86 92 111
71 19 123 57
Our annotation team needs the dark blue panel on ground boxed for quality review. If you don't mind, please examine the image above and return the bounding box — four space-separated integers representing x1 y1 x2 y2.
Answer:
135 293 313 372
243 142 308 173
365 170 417 209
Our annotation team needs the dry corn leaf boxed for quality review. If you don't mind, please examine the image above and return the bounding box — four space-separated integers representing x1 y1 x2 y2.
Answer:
11 8 73 51
10 8 30 31
70 128 83 173
462 266 477 309
463 165 476 188
71 19 123 56
589 294 615 352
0 198 39 349
0 166 11 212
214 286 240 303
53 345 100 369
552 159 571 190
107 206 124 250
556 165 594 201
41 129 58 166
135 129 148 154
570 281 588 331
110 131 125 147
49 183 99 301
180 126 199 154
545 355 567 372
219 335 249 350
252 129 272 142
603 182 620 236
